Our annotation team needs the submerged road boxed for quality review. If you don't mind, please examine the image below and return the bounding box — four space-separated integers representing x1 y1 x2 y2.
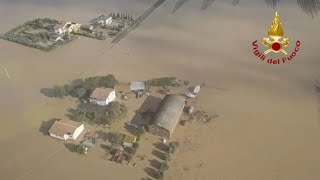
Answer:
111 0 166 45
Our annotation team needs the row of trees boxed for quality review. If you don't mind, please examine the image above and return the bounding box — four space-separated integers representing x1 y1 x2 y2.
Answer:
110 13 134 20
146 77 179 87
52 75 118 99
155 141 180 180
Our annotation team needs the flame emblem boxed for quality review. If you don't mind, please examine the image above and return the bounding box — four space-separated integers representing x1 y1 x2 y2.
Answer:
262 12 290 55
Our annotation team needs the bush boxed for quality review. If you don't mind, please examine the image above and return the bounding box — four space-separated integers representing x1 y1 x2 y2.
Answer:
76 144 87 154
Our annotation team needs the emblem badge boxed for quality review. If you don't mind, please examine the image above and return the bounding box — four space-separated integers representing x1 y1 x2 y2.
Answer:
262 11 290 55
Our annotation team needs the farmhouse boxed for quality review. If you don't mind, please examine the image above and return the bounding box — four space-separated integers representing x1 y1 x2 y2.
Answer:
148 94 185 139
48 119 84 141
90 14 113 26
89 87 116 106
54 22 81 34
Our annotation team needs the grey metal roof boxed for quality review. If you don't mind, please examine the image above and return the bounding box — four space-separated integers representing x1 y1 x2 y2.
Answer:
152 94 185 133
130 81 146 91
82 139 95 148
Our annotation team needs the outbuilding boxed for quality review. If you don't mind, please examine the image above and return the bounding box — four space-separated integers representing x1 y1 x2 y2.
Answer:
122 134 137 148
148 94 185 139
89 87 116 106
130 81 146 92
48 119 84 141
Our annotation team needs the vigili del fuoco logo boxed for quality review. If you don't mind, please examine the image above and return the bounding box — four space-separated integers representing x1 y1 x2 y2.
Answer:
252 11 301 64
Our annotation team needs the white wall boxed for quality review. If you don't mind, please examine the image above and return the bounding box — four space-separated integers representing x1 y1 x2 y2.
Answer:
106 90 116 105
90 99 106 106
72 124 84 140
106 17 112 25
50 133 66 141
90 90 115 106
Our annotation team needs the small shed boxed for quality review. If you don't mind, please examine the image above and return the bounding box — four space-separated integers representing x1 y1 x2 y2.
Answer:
123 134 137 148
82 139 95 149
130 81 146 91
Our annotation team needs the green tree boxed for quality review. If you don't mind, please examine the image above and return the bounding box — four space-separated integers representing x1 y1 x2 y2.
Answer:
159 162 169 171
164 152 171 161
155 170 164 180
105 102 128 124
71 87 86 98
99 75 118 88
76 144 87 154
85 111 95 121
108 132 124 145
35 18 44 28
53 85 67 98
168 141 179 154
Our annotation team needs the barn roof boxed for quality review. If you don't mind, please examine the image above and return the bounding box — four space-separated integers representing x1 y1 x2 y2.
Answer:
48 119 83 136
151 94 185 133
90 87 114 100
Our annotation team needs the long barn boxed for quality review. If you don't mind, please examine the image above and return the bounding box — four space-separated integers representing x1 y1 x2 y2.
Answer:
148 94 185 139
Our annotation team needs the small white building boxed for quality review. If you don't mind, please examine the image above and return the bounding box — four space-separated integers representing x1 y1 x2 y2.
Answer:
54 22 81 35
48 119 84 141
89 87 116 106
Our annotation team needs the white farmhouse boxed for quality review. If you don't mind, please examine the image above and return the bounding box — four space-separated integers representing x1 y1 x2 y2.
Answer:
89 87 116 106
90 14 113 26
48 119 84 141
54 22 81 35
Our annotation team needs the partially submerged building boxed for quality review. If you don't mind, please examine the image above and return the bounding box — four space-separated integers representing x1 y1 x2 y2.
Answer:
48 119 84 141
90 14 113 26
54 22 81 35
89 87 116 106
148 94 185 139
